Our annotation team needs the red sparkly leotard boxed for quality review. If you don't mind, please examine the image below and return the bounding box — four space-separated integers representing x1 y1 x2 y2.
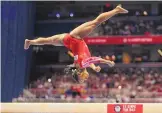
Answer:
63 34 101 68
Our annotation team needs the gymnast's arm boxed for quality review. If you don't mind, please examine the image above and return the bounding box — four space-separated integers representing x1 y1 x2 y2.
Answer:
89 57 115 71
68 51 74 58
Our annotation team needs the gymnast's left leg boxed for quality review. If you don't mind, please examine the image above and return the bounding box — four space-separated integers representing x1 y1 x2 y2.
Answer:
69 5 128 39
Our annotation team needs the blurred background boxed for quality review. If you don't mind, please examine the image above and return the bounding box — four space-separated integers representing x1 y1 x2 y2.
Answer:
1 1 162 103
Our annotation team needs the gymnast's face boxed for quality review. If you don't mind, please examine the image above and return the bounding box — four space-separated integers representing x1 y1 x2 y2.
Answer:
78 69 89 81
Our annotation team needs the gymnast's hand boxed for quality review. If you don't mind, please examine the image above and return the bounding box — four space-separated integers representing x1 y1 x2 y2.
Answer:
95 66 101 72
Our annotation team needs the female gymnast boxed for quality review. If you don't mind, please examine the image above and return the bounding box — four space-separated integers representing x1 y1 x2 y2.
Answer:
24 5 128 83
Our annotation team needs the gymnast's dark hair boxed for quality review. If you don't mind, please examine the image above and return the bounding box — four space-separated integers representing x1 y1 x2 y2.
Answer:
64 65 80 83
64 65 77 74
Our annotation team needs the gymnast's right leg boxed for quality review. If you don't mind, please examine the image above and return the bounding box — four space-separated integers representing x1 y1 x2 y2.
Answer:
24 33 67 50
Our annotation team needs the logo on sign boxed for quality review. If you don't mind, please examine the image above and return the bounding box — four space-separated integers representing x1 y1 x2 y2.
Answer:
114 105 121 113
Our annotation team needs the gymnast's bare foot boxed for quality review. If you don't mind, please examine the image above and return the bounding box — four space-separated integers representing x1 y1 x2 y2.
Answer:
115 4 128 14
24 39 30 50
